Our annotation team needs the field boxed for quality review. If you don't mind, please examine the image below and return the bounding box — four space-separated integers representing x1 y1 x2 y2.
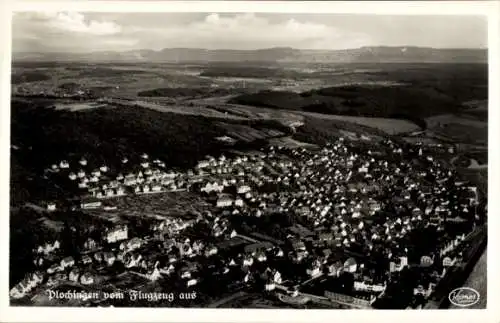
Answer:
54 102 107 112
110 191 211 218
230 85 459 125
10 62 488 205
426 114 487 145
268 136 317 149
298 111 420 135
215 122 285 143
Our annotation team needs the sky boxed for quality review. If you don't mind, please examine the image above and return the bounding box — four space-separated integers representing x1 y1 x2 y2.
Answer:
11 12 488 52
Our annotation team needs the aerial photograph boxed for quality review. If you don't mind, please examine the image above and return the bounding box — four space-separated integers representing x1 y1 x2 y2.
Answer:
9 12 488 309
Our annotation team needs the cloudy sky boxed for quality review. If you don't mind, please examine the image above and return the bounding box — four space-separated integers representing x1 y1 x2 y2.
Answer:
12 12 488 52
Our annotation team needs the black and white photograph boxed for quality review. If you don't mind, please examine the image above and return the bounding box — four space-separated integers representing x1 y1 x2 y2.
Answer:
2 1 499 321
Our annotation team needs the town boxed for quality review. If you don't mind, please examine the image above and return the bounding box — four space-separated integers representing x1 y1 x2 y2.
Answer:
10 133 486 309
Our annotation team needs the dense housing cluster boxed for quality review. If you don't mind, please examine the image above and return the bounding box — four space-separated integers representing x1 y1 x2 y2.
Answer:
10 136 485 308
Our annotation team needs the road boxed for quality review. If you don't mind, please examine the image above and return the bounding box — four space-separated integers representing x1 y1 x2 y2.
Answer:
206 291 249 308
450 247 487 309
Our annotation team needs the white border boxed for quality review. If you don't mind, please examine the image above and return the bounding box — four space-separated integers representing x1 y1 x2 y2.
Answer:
1 1 499 323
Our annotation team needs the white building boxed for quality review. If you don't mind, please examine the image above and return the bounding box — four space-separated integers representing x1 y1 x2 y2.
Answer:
106 225 128 243
216 196 233 208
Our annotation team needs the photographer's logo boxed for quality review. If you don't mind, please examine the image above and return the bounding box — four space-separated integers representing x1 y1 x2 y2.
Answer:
449 287 480 307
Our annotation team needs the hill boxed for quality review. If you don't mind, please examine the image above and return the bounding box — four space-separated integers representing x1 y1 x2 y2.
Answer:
230 85 459 122
9 100 294 204
12 46 487 63
229 63 487 124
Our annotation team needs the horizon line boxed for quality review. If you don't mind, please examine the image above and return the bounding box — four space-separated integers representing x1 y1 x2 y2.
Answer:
12 45 488 55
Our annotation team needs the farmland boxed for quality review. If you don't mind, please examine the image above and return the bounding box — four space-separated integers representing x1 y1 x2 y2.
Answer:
10 61 488 205
99 191 211 219
11 62 487 139
268 137 317 149
298 111 420 135
426 113 487 145
215 122 285 143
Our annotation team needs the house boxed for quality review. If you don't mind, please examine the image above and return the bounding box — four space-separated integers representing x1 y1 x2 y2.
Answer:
32 271 44 285
69 269 80 282
68 173 77 181
358 166 369 173
9 285 25 299
41 240 60 254
120 237 143 252
79 158 87 166
105 224 128 244
103 252 116 266
46 202 57 212
442 256 457 267
344 257 357 273
124 253 142 268
151 185 162 192
80 198 102 209
160 263 176 276
328 260 344 276
216 195 233 208
242 255 254 267
47 263 62 274
80 272 94 285
201 182 224 193
83 238 98 251
197 161 210 169
10 272 41 299
235 198 244 207
59 160 70 169
205 246 218 256
124 175 137 186
61 256 75 269
265 281 276 291
147 267 162 281
187 278 198 287
307 261 322 278
237 185 251 194
81 255 93 265
354 281 386 293
243 271 254 284
94 251 104 263
33 257 44 267
256 251 267 262
113 185 125 196
273 270 283 284
420 255 434 267
46 274 61 287
291 240 306 251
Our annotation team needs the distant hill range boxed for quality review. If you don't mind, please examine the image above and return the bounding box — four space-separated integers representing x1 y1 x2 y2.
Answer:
13 46 487 63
